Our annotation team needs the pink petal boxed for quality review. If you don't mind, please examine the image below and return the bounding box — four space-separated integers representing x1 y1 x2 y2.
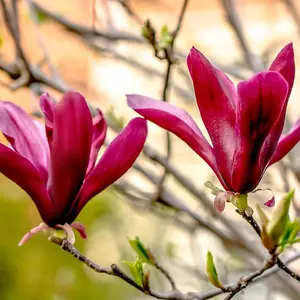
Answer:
72 117 147 218
87 109 107 174
269 119 300 165
187 47 237 185
71 222 87 239
55 223 75 244
50 92 93 215
214 192 227 213
0 101 50 181
264 196 275 207
0 143 54 224
126 94 227 189
18 223 49 246
40 93 55 146
269 43 295 98
231 71 288 193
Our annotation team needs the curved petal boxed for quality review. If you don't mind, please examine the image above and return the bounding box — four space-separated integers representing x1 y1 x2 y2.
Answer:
0 101 50 181
187 47 237 184
50 91 93 215
0 144 53 224
87 109 107 174
71 117 147 219
269 119 300 165
231 71 288 193
40 93 55 146
263 43 296 165
269 43 295 97
18 223 49 246
126 94 227 187
71 222 87 239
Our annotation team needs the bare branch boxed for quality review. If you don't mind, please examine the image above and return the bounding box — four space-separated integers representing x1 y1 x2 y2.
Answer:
220 0 264 72
31 1 143 43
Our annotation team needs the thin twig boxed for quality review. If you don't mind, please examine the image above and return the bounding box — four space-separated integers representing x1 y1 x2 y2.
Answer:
53 238 300 300
277 258 300 281
224 255 278 300
154 259 177 290
31 1 143 43
197 252 300 299
114 0 144 25
25 0 60 79
238 210 300 283
30 0 249 80
53 239 189 300
220 0 264 72
153 0 189 201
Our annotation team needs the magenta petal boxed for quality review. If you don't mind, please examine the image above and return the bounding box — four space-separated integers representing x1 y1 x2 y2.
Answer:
0 101 50 181
187 47 237 184
231 71 288 193
40 93 55 146
269 119 300 165
73 117 147 216
263 44 296 165
126 94 227 187
0 144 53 223
87 109 107 174
50 91 93 215
264 196 275 207
269 43 295 97
71 222 87 239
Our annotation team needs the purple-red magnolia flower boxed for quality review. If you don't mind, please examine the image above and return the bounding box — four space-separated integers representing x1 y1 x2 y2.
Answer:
127 43 300 195
0 91 147 244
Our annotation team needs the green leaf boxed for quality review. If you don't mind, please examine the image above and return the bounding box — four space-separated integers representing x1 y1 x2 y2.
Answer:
279 219 300 250
206 251 223 289
256 204 269 225
141 20 156 43
256 205 274 250
267 189 294 246
129 237 154 265
122 259 144 286
157 25 172 50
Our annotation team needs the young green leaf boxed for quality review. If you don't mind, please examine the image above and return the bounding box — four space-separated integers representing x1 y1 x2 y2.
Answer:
279 219 300 250
267 189 294 246
141 20 156 43
206 251 223 289
122 259 144 287
256 205 274 251
157 25 172 50
129 237 154 265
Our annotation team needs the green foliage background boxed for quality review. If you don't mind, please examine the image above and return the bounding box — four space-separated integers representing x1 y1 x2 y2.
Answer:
0 175 141 300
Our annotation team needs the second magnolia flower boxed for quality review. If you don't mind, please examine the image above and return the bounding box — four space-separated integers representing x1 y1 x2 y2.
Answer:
0 92 147 243
127 43 300 194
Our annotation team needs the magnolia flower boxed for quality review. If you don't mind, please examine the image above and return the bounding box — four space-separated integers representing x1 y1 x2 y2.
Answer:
127 43 299 197
0 92 147 245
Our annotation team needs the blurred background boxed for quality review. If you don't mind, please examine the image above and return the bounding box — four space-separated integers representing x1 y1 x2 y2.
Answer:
1 0 300 299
